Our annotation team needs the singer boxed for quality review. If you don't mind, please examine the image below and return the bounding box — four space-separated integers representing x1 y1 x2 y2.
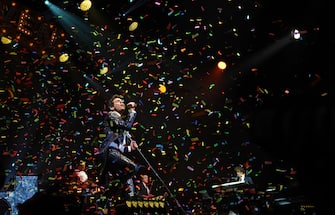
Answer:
95 94 144 199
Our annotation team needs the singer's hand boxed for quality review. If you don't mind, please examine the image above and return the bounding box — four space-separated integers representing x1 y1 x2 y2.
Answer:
130 140 138 151
127 102 137 109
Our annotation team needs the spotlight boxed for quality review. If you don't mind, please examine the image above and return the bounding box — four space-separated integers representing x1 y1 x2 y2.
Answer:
159 84 167 93
100 67 108 75
291 29 301 40
80 0 92 11
1 36 12 44
59 53 69 62
217 61 227 70
129 21 139 31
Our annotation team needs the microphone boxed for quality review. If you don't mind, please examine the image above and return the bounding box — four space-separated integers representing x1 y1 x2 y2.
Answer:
127 102 137 109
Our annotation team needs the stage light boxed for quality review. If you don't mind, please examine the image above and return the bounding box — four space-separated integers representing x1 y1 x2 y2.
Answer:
129 21 139 31
1 36 12 44
291 29 301 40
100 67 108 75
159 84 166 93
59 53 69 62
217 61 227 70
80 0 92 11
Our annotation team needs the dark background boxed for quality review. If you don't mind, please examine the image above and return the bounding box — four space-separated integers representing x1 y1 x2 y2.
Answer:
1 0 331 213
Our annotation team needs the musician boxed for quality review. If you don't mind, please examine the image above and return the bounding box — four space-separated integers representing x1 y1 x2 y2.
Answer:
210 166 255 214
136 174 155 200
74 160 88 184
217 165 255 215
95 94 143 199
234 165 254 185
136 174 168 200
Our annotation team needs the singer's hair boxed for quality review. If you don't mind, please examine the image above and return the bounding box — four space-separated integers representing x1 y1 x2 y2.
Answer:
108 94 123 108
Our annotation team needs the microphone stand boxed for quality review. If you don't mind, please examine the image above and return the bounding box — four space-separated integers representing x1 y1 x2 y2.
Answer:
137 149 187 214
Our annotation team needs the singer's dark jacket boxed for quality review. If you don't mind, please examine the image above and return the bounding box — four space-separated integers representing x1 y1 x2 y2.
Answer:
95 108 137 186
97 108 137 155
